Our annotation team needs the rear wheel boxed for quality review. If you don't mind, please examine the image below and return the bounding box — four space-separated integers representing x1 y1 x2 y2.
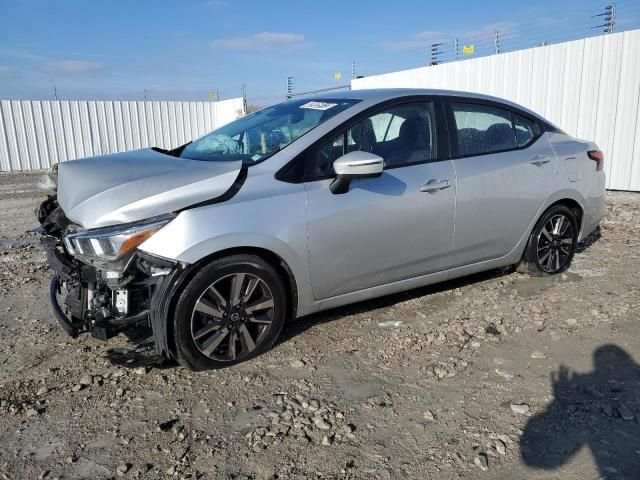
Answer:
518 205 578 276
173 254 287 370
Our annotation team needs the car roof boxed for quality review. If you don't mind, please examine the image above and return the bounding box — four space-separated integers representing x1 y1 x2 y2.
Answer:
307 88 548 123
308 87 511 101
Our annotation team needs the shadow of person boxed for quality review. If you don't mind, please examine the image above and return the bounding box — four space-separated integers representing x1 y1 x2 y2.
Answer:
520 345 640 479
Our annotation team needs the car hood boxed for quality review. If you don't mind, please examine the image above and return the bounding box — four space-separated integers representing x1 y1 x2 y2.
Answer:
57 148 243 229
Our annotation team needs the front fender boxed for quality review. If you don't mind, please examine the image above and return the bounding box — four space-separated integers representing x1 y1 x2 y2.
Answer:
138 185 314 312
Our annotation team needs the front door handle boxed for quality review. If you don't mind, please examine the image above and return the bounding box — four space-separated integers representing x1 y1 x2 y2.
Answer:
420 179 451 193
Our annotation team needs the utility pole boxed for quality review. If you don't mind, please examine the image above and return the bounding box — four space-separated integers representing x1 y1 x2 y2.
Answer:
455 38 459 61
286 76 293 99
430 42 443 65
351 61 356 80
593 3 616 34
144 89 148 101
53 84 58 101
241 84 247 113
494 30 500 54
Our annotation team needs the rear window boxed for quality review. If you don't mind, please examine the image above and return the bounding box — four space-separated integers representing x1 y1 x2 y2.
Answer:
452 102 516 156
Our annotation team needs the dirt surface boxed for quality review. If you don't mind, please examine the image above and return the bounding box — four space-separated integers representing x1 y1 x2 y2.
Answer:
0 172 639 480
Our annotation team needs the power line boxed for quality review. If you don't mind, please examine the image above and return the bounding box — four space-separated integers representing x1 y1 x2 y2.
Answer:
592 3 617 33
288 2 639 95
286 76 293 99
430 42 445 65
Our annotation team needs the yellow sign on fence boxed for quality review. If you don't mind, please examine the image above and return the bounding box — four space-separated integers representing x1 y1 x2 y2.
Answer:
334 72 343 80
463 44 475 55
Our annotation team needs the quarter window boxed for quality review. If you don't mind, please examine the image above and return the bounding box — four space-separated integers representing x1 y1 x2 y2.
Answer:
312 101 437 178
452 102 516 156
514 113 541 147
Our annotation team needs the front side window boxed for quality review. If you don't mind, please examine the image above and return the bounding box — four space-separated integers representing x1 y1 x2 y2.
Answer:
312 101 437 177
452 102 516 156
314 133 345 178
180 99 359 165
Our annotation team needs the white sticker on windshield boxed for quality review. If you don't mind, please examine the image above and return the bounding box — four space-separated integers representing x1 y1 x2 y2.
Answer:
300 101 337 111
251 154 262 161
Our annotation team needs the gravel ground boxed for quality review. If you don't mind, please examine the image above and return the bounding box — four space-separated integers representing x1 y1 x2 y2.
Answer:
0 172 639 480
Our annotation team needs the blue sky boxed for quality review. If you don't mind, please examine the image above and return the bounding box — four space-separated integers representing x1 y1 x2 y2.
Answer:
0 0 638 105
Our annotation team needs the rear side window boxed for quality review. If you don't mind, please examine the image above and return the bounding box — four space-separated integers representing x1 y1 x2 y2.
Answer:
514 113 541 147
452 102 516 156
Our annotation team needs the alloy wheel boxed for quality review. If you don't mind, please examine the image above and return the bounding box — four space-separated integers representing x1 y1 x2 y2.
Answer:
190 273 275 361
536 214 575 273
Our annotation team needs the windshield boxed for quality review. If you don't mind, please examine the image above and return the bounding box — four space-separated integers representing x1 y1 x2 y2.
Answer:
179 98 360 165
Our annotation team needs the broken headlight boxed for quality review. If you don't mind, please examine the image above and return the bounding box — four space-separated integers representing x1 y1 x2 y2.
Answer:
64 214 174 263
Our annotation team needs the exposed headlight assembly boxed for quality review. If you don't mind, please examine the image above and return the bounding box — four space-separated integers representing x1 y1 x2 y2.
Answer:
64 214 174 263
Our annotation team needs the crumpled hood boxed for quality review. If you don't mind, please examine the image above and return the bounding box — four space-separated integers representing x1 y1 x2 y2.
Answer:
57 148 242 229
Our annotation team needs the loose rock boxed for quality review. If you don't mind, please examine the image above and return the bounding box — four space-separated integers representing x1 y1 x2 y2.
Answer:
474 452 489 470
510 403 530 415
314 418 331 430
618 404 635 421
116 463 130 476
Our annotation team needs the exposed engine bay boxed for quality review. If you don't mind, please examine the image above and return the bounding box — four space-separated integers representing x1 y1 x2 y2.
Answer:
34 147 248 358
36 189 183 356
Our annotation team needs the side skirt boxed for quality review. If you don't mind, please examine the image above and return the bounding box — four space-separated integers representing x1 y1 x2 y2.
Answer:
297 254 518 318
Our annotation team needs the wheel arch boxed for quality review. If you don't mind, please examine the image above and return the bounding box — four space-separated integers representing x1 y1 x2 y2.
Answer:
191 245 299 319
503 190 586 268
540 193 585 236
161 246 299 359
543 198 583 229
516 197 583 275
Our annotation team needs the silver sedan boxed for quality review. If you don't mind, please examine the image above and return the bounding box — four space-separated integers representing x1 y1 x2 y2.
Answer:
37 89 606 369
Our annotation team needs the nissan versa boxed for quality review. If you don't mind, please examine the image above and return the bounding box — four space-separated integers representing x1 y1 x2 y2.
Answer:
36 89 606 370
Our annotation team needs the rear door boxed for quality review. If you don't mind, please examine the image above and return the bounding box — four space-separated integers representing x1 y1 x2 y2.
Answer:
304 98 456 300
446 99 556 266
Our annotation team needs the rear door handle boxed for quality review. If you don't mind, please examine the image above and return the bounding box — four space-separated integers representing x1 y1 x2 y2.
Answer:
530 158 551 166
420 179 451 193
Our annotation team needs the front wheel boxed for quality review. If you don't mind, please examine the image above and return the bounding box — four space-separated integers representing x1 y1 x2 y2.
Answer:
518 205 579 276
172 254 287 370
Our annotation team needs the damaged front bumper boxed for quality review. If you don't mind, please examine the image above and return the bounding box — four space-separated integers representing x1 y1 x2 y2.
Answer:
38 197 186 358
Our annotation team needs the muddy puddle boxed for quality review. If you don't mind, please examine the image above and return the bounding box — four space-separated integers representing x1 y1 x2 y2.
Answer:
510 271 583 297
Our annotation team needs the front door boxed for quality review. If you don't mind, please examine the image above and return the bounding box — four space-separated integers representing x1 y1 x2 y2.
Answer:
304 100 456 300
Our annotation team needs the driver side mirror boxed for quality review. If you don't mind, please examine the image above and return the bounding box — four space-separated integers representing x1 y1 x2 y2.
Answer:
330 151 384 194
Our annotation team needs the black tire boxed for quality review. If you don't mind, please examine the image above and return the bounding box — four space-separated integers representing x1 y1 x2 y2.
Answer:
172 254 287 370
518 205 579 276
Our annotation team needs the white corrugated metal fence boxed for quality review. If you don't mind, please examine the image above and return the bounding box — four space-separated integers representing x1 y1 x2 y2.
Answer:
353 30 640 192
0 98 245 171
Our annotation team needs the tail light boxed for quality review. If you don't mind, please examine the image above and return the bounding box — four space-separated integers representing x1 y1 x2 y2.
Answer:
587 150 604 171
